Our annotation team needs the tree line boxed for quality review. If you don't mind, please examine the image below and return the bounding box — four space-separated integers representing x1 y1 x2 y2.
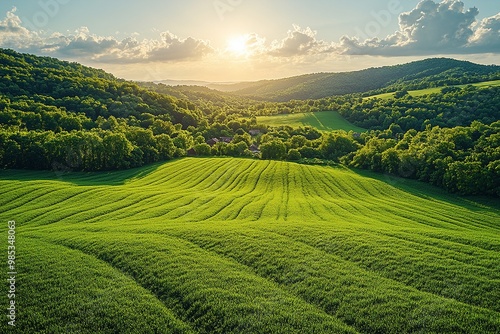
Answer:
348 121 500 196
0 49 498 196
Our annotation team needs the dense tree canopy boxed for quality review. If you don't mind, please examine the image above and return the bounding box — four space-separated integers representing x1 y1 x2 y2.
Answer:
337 86 500 131
349 121 500 196
208 58 500 102
1 49 499 196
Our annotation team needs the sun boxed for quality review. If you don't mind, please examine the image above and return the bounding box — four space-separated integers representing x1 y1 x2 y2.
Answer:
226 35 250 57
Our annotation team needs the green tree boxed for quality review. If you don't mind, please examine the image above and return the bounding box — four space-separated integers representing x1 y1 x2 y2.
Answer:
381 148 400 174
287 149 302 161
193 143 211 156
394 90 409 99
299 146 319 159
211 142 228 156
225 142 248 157
260 140 286 160
155 134 175 160
102 132 134 170
320 133 359 162
126 128 159 164
80 131 104 171
444 161 486 195
289 135 308 149
151 119 174 135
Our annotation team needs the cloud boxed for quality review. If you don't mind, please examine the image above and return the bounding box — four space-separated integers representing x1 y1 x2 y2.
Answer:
0 8 213 63
217 27 334 63
268 25 335 58
54 27 119 57
243 33 267 54
0 1 498 68
399 0 477 49
0 7 30 35
339 0 499 56
0 7 40 50
146 32 213 62
257 1 499 61
469 13 500 52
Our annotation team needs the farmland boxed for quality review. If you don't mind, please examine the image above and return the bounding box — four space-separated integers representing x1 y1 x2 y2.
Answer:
1 158 499 333
256 111 366 132
366 79 500 100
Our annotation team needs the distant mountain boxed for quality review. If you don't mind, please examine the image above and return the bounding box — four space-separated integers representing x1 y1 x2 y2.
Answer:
216 58 500 102
154 79 240 88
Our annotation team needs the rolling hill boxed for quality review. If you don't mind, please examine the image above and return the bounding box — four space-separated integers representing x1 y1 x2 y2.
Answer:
0 48 201 128
211 58 500 101
366 79 500 100
1 158 499 333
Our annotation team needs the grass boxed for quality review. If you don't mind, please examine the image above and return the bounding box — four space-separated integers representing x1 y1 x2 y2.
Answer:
366 79 500 100
1 158 499 333
256 111 367 132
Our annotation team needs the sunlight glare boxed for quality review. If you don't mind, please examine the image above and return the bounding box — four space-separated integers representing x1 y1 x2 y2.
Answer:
226 35 250 57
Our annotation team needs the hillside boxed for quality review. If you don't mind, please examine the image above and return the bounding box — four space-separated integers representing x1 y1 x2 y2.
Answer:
0 49 499 197
256 111 366 132
0 48 200 128
213 58 500 101
1 158 499 333
366 79 500 100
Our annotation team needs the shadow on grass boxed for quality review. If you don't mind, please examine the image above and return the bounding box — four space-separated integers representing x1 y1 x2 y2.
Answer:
0 161 169 186
349 167 500 213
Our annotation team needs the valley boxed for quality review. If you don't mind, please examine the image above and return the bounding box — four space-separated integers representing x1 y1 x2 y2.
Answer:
0 48 499 333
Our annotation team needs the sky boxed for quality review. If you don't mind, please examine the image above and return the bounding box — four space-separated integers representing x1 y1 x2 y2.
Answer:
0 0 499 82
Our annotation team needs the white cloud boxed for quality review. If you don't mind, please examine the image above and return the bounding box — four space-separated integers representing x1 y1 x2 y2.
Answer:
55 27 119 57
0 8 213 63
216 26 335 64
0 1 498 70
268 25 335 58
339 0 500 56
243 33 267 55
0 7 42 50
399 0 476 48
239 1 499 62
0 7 30 35
146 32 212 62
469 13 500 52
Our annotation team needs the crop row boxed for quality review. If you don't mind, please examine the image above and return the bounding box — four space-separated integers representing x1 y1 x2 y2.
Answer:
1 158 499 333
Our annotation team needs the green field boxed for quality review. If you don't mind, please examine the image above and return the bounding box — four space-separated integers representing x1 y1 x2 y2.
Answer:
257 111 367 132
1 158 500 333
367 79 500 100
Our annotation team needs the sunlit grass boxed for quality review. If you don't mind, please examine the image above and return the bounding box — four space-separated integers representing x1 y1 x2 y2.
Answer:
257 111 367 132
1 158 499 333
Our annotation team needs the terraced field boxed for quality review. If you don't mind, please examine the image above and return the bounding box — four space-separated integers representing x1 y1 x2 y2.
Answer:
1 158 499 333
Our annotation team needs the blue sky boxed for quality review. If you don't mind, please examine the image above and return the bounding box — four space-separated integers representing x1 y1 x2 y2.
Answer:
0 1 499 81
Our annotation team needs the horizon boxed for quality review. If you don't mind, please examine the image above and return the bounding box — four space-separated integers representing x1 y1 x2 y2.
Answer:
0 1 499 82
154 56 500 85
1 4 500 333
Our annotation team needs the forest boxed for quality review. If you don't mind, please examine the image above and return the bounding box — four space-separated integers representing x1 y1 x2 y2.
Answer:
212 58 500 101
0 49 499 196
